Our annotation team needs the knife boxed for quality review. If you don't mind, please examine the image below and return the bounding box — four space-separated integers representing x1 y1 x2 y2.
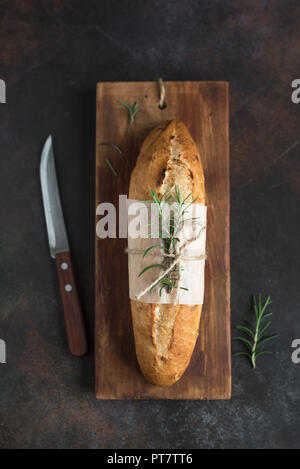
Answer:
40 135 87 356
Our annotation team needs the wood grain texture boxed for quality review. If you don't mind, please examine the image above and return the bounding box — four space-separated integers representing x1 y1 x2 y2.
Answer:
95 81 230 399
56 251 87 357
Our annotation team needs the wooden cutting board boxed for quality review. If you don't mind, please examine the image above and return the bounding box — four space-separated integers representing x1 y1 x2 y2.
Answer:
95 81 230 399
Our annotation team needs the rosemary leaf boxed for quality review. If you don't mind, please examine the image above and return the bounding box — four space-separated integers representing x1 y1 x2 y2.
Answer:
159 278 173 289
138 264 163 278
105 159 117 176
234 352 252 358
261 312 273 321
236 325 254 339
142 245 162 258
256 334 279 348
255 351 273 359
182 193 192 204
98 142 122 154
257 321 271 339
233 336 253 351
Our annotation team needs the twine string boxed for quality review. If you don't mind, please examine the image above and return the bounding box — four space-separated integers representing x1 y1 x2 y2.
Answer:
158 78 166 109
125 248 206 262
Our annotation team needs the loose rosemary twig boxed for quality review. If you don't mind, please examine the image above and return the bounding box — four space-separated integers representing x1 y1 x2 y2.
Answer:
98 142 123 176
138 186 198 297
119 100 140 125
234 295 278 368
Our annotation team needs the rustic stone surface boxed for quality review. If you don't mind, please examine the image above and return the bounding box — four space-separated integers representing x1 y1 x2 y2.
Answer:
0 0 299 448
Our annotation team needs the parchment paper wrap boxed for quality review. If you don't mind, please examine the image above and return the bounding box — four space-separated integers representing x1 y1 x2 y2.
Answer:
127 199 207 305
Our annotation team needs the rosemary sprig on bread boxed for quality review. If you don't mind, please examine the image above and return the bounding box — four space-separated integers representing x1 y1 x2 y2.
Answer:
138 185 198 297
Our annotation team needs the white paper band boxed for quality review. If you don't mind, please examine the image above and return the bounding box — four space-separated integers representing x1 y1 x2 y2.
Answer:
127 199 207 306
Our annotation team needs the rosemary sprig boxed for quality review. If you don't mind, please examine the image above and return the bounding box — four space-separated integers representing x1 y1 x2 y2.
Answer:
234 294 278 368
138 185 198 297
119 100 140 125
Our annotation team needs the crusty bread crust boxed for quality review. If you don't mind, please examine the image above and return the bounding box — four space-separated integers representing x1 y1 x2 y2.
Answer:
129 120 206 386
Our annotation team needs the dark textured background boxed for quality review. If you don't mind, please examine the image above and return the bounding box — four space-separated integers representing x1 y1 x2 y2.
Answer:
0 0 299 449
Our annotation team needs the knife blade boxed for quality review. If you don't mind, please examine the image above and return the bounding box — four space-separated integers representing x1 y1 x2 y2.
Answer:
40 135 87 356
40 135 69 258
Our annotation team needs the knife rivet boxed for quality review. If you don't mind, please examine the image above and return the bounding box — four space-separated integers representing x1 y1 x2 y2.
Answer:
65 284 72 292
61 262 68 270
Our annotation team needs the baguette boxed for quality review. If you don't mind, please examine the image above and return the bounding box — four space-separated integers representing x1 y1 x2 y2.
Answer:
129 120 206 386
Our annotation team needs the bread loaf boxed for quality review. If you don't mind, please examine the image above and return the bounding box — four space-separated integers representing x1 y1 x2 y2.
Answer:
129 120 206 386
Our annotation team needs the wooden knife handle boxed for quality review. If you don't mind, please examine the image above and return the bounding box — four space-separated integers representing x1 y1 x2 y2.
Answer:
55 251 87 356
